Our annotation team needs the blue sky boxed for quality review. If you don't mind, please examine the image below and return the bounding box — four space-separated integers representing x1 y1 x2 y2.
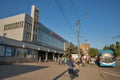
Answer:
0 0 120 49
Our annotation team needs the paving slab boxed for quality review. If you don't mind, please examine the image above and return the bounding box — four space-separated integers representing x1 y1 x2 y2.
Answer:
0 62 105 80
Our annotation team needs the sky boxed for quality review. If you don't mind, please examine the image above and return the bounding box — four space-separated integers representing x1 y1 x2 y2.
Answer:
0 0 120 49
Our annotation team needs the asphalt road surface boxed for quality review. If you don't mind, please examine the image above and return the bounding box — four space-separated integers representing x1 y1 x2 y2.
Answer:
100 59 120 80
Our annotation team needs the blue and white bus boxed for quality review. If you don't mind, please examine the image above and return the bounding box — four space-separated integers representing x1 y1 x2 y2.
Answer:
98 50 116 67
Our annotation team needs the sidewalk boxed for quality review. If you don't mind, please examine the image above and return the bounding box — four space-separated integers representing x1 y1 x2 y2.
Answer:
0 62 105 80
59 64 104 80
0 62 67 80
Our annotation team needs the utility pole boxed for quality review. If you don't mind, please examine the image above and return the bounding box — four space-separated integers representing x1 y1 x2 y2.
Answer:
76 20 81 58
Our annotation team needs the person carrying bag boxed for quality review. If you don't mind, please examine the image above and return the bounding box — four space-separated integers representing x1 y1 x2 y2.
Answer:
67 55 75 79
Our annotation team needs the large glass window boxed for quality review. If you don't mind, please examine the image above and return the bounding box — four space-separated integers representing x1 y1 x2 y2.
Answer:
5 46 16 57
14 48 38 58
5 46 12 57
15 48 27 58
4 46 38 59
38 30 64 49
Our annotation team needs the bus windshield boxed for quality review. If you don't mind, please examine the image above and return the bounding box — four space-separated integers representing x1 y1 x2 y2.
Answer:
100 53 115 63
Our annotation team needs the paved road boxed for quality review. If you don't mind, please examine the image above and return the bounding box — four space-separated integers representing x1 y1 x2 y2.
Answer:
100 60 120 80
0 62 105 80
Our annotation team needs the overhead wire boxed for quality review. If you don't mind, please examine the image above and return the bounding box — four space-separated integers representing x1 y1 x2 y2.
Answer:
55 0 89 44
64 0 78 34
55 0 76 35
70 0 89 43
67 0 79 33
70 0 79 19
67 0 77 21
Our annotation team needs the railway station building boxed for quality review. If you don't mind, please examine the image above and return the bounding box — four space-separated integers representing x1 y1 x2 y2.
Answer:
0 5 68 63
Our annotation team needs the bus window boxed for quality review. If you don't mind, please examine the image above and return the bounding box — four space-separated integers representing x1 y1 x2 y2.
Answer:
100 53 115 63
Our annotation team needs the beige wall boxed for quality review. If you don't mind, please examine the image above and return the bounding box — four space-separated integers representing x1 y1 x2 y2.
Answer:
0 13 26 25
0 14 30 41
80 43 90 55
3 28 24 41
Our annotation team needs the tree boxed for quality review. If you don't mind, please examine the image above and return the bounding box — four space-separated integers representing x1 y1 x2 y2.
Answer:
116 41 120 49
65 42 83 57
103 45 110 50
115 41 120 56
89 48 98 57
65 42 76 56
103 41 120 56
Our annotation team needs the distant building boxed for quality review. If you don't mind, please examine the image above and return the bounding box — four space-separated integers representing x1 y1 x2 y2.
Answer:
80 43 90 56
0 5 68 63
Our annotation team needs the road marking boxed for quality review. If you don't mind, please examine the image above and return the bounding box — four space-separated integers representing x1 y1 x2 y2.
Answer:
103 71 120 77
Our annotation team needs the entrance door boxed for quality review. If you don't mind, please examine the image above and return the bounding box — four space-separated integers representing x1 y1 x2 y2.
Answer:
38 51 46 62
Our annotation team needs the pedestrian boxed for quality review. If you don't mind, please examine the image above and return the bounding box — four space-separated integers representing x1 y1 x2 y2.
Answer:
58 57 62 65
66 55 75 79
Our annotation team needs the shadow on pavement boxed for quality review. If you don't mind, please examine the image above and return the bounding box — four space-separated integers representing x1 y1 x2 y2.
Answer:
52 69 80 80
0 64 49 80
52 70 67 80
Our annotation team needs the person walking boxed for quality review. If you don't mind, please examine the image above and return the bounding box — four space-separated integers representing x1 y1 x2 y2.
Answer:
66 55 75 79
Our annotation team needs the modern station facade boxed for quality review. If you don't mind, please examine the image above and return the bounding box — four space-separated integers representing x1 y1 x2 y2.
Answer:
0 5 68 63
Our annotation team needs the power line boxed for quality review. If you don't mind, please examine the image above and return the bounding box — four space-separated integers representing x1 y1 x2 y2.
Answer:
70 0 79 19
68 0 80 32
55 0 76 35
67 0 77 21
55 0 89 49
69 0 81 56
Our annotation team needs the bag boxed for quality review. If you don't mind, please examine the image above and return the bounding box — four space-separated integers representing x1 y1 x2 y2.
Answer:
74 69 79 77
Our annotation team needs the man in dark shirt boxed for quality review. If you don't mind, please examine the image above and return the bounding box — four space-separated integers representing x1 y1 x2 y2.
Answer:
67 55 75 79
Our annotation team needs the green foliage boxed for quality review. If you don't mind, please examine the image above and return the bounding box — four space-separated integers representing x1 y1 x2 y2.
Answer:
115 41 120 56
89 48 98 57
65 42 83 57
103 41 120 56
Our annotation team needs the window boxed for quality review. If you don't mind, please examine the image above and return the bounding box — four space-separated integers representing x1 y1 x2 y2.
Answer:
5 46 12 56
4 21 24 31
25 31 31 41
25 21 32 31
38 30 64 49
100 53 115 63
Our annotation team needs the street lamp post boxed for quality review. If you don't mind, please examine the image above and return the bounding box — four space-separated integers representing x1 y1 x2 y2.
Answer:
76 20 81 58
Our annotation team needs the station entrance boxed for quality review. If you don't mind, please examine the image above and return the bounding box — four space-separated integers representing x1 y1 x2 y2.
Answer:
38 50 62 62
